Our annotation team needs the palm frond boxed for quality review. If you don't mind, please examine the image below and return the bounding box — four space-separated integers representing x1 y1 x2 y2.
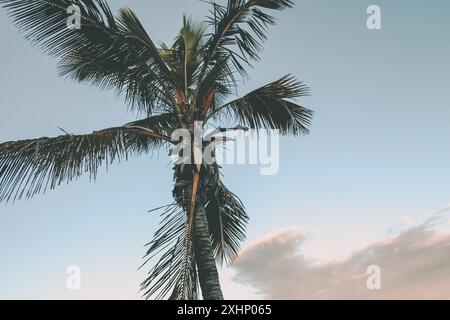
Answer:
208 74 313 135
113 7 176 113
141 203 198 300
0 0 175 115
0 125 167 203
141 164 202 300
204 0 294 76
170 16 206 98
205 174 248 266
126 112 180 136
194 55 237 116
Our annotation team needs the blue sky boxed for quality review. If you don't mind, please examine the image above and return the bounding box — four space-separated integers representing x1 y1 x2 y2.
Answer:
0 0 449 299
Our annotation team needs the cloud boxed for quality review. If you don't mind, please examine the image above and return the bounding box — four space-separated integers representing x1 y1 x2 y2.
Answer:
232 214 450 299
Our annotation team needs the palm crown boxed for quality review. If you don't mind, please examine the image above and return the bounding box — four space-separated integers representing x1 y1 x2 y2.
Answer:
0 0 312 300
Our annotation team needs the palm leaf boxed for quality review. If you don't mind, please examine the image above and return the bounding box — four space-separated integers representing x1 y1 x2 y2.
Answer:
141 165 203 300
141 203 198 299
208 74 313 134
194 55 237 116
0 125 168 203
204 0 293 76
0 0 175 115
167 16 206 98
205 176 248 266
126 112 180 136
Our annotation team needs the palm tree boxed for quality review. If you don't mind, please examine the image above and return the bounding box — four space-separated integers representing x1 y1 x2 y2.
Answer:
0 0 312 300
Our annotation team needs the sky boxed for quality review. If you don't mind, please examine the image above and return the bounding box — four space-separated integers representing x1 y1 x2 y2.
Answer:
0 0 450 299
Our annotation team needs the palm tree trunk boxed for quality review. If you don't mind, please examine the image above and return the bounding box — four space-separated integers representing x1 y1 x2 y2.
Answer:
193 199 224 300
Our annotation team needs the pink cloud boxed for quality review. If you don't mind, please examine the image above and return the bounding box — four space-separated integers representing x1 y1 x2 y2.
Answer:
233 214 450 299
